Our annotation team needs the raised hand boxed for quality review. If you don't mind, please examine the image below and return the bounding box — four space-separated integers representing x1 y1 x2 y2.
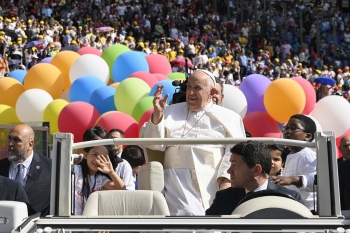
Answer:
96 154 114 175
152 85 169 125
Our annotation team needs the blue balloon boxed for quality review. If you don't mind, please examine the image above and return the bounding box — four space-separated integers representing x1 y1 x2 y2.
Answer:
89 86 117 114
112 51 149 83
149 80 177 105
70 75 106 103
9 70 27 84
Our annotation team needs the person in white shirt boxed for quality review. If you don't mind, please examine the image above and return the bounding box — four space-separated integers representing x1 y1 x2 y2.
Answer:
140 70 246 215
270 114 317 211
73 144 126 215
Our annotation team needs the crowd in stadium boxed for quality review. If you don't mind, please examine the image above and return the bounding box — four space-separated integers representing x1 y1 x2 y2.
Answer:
0 0 349 97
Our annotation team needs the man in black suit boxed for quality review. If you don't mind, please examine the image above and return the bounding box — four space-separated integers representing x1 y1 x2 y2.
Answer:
338 159 350 210
206 141 303 215
338 135 350 164
0 124 51 217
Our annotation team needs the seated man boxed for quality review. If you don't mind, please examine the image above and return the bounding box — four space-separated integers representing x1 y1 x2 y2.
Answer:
338 159 350 210
0 175 35 215
270 114 317 211
206 141 303 215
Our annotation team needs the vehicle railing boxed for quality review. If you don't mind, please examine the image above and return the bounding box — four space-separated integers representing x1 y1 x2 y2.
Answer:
50 131 340 219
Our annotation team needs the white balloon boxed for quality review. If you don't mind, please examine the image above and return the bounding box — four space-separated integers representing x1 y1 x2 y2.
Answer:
16 89 53 122
310 96 350 137
69 54 110 84
60 89 70 102
222 84 247 119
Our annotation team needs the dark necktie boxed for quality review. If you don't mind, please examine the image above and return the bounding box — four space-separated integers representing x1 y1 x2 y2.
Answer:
15 164 25 187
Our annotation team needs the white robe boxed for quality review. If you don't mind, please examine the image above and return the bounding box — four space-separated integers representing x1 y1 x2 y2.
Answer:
140 102 245 215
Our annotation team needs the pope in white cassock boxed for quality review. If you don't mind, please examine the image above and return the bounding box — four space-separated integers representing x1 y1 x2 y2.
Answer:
140 70 246 215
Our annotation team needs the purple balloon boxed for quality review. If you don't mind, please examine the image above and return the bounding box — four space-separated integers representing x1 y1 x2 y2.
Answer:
239 74 271 114
40 57 52 63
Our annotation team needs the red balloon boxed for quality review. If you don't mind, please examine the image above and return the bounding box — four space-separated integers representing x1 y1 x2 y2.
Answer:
291 77 316 115
336 128 350 159
77 47 102 56
58 102 100 142
129 71 159 88
153 73 169 81
243 112 281 138
96 111 139 138
145 54 172 75
138 108 153 131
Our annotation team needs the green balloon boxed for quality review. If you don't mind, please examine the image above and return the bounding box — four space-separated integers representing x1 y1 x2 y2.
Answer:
167 72 186 80
115 78 150 116
131 96 154 122
101 44 130 80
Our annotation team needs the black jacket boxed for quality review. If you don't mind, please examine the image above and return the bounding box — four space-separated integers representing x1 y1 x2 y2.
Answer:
206 180 304 215
0 153 52 216
338 159 350 210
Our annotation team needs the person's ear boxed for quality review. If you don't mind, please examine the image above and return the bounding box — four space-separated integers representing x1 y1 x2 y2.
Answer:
305 132 312 142
221 93 225 100
254 164 263 177
210 87 216 96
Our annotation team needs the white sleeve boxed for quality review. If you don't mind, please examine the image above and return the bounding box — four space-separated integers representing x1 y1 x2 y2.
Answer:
298 153 317 192
139 117 167 151
115 160 135 190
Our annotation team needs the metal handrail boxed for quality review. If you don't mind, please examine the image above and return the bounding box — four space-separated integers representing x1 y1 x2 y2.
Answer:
72 137 316 150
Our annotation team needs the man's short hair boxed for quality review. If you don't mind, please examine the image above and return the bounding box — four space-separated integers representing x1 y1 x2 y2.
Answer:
108 128 125 138
121 145 145 168
215 78 224 93
290 114 316 142
230 141 271 175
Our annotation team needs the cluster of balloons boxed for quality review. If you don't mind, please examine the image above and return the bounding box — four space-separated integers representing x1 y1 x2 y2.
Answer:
0 44 186 142
1 44 350 158
223 74 350 157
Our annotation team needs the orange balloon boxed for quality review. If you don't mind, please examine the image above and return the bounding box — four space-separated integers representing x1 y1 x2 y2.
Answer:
0 78 25 107
24 63 64 99
109 82 120 88
51 51 80 90
264 79 306 123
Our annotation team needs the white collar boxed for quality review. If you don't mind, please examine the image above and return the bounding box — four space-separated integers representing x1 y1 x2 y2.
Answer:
245 179 268 194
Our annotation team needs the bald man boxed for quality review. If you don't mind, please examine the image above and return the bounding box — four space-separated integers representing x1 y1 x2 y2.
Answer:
140 70 246 215
0 124 52 216
338 136 350 164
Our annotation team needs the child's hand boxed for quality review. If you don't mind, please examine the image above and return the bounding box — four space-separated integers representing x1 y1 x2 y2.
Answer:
96 154 114 175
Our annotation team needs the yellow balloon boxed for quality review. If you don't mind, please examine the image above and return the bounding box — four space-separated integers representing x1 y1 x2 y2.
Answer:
51 51 80 91
0 104 21 124
24 63 64 99
44 99 69 135
0 78 25 107
264 79 306 123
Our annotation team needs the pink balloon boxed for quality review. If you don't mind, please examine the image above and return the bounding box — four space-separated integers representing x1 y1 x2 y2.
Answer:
96 111 139 138
129 71 159 88
153 73 169 81
138 108 153 131
77 47 102 56
145 54 172 75
336 127 350 159
291 77 316 115
243 111 281 138
58 102 101 142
